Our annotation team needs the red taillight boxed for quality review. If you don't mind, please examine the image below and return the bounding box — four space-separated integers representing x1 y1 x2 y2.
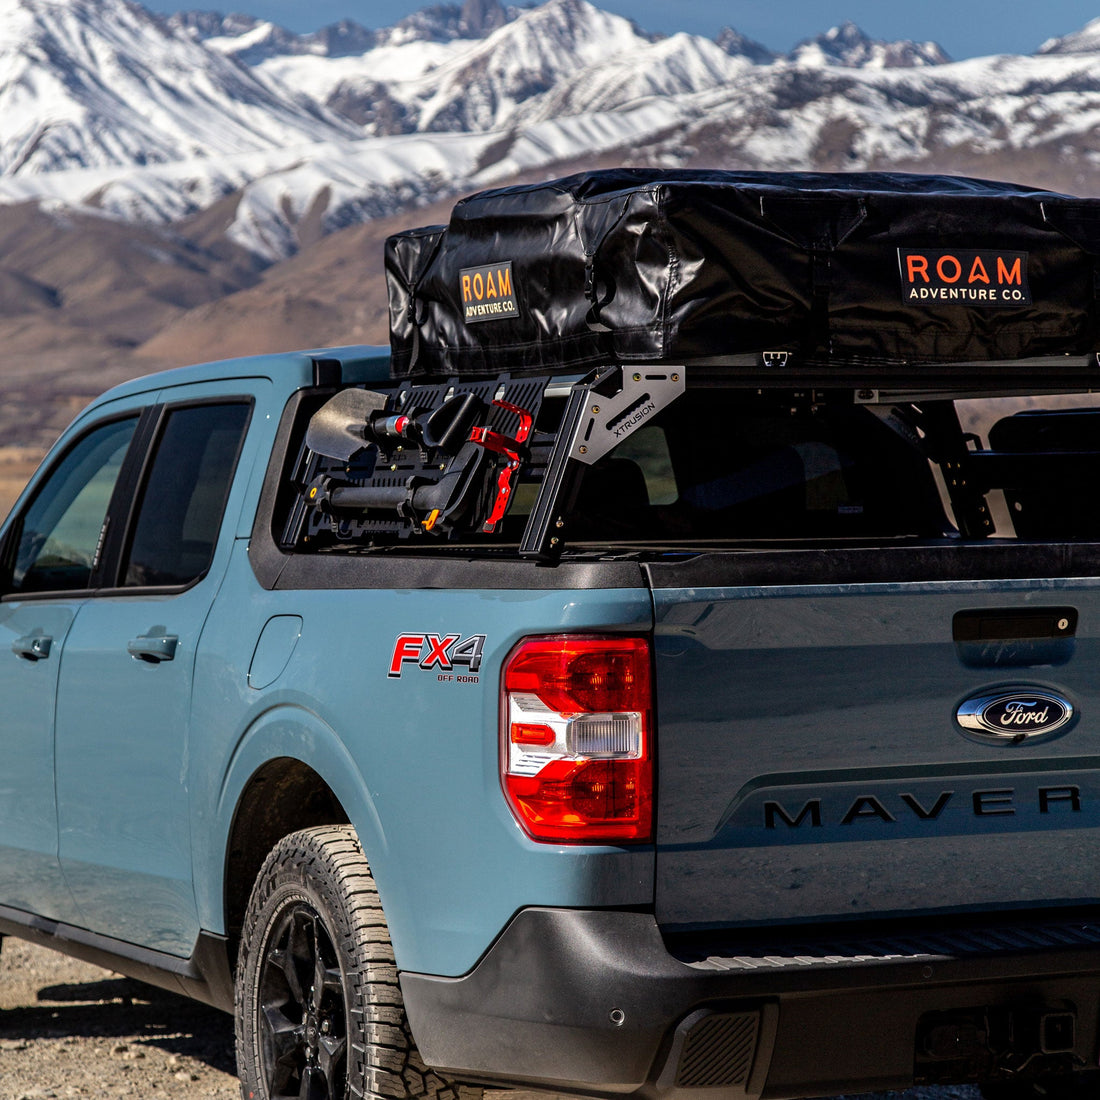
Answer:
501 635 653 843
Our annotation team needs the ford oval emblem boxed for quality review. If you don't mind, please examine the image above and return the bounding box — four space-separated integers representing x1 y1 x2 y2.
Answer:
956 689 1075 744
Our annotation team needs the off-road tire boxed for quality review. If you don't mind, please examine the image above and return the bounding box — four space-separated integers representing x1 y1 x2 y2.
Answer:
235 824 481 1100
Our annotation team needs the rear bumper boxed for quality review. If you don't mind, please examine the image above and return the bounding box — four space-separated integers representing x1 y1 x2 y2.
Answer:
400 908 1100 1100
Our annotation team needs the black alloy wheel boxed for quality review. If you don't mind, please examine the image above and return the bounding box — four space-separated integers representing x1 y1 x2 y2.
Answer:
258 900 348 1098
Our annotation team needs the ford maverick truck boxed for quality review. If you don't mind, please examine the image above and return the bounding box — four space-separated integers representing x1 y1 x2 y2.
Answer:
6 170 1100 1100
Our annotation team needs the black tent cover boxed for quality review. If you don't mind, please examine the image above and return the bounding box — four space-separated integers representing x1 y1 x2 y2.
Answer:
385 168 1100 378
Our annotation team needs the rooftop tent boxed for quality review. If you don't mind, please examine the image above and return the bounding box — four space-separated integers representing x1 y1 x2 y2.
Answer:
385 168 1100 378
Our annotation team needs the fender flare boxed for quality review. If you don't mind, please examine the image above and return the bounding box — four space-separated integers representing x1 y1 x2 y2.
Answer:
200 704 414 956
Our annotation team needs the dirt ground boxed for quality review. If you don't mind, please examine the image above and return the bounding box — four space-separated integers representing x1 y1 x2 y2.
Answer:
0 936 989 1100
0 936 236 1099
0 937 584 1100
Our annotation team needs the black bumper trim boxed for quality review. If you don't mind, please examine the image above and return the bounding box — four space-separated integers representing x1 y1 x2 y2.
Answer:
399 908 1100 1099
674 916 1100 971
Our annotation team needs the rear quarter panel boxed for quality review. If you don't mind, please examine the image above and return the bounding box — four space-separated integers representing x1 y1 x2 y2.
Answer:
190 546 656 977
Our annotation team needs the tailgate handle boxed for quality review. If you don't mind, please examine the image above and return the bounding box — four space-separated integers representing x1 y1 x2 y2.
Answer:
953 607 1077 642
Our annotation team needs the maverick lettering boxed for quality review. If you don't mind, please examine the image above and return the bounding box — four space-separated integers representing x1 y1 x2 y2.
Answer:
763 786 1082 829
460 262 520 323
898 249 1032 308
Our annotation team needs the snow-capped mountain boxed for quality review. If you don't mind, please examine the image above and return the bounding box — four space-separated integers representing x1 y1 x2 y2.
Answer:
5 0 1100 270
170 0 518 64
1037 18 1100 55
789 22 950 68
250 0 665 135
169 11 377 63
0 0 357 180
10 0 1100 453
714 27 776 65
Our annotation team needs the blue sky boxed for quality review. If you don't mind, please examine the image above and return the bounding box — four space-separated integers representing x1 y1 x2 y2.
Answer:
146 0 1100 59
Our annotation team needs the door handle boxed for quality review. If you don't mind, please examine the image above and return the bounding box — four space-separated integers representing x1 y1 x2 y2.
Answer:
127 632 179 663
12 633 52 661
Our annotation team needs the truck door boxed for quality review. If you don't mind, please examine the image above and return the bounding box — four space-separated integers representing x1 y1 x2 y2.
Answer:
0 413 140 921
54 395 252 956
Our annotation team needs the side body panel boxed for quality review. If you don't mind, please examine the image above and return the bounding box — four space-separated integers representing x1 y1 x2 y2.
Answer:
190 545 656 976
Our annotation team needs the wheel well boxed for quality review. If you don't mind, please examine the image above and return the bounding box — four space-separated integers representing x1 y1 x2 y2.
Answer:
224 757 349 965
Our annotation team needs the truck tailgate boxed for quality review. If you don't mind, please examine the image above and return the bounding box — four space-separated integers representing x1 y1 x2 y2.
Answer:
647 554 1100 931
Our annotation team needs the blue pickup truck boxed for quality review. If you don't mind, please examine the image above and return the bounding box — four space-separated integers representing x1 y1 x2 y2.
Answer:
6 170 1100 1100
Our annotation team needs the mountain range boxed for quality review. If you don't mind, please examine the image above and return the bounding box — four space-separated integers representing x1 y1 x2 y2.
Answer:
4 0 1100 456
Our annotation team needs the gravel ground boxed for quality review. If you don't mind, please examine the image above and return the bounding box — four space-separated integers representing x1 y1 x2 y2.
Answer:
0 935 984 1100
0 936 236 1100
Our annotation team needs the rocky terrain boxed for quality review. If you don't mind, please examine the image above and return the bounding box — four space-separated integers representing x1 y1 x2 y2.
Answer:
0 936 237 1099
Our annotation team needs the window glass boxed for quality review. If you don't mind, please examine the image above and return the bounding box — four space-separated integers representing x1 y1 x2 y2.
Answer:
11 417 138 594
581 390 1100 545
611 426 677 506
122 403 250 588
570 394 949 542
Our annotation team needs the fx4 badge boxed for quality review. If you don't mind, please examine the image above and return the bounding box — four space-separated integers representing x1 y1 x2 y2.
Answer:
389 633 486 682
956 688 1075 744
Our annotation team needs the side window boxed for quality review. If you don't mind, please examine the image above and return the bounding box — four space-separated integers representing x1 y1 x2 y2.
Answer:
122 402 251 588
9 416 139 595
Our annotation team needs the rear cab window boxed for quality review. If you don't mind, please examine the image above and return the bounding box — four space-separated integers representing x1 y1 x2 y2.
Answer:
121 402 252 589
270 374 1100 571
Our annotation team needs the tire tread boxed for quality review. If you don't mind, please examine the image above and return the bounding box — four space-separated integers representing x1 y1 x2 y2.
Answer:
235 825 481 1100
